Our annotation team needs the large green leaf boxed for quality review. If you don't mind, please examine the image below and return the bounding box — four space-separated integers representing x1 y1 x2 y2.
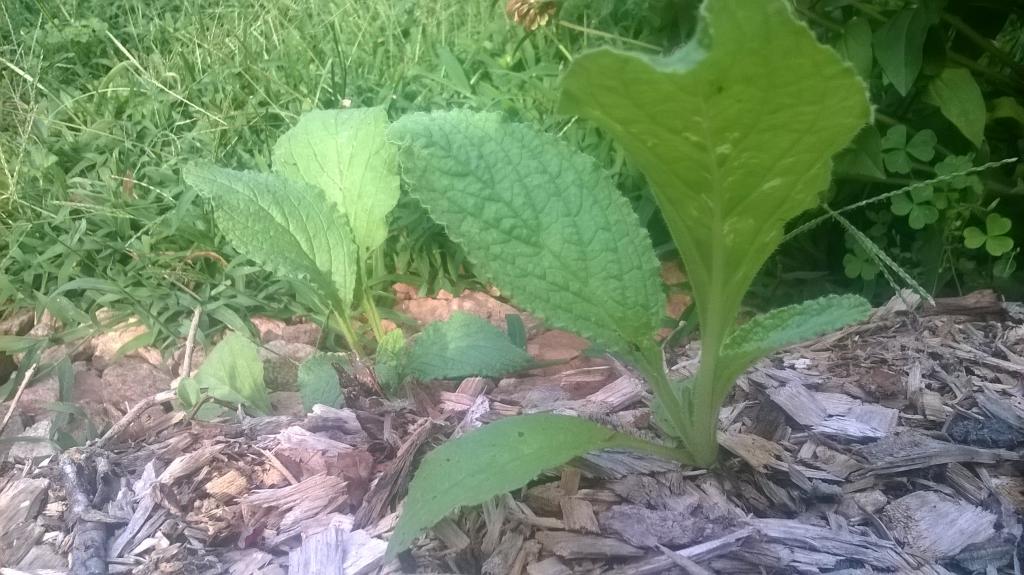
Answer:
391 111 664 363
406 312 533 380
560 0 870 353
273 108 399 252
719 294 871 387
193 333 270 414
387 414 639 557
184 165 358 306
924 68 986 147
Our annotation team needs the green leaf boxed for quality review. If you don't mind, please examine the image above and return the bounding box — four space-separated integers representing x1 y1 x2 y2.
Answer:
905 129 937 162
986 236 1014 257
560 0 870 359
989 97 1024 127
881 125 907 150
374 329 407 394
272 108 400 253
834 126 885 179
406 312 533 380
986 213 1012 236
908 204 938 229
924 68 986 147
890 193 914 216
387 414 633 557
0 335 45 353
883 149 912 174
184 165 358 307
873 7 934 95
505 315 527 349
721 294 871 382
836 17 873 80
298 354 344 412
391 112 664 363
963 226 986 249
193 333 270 414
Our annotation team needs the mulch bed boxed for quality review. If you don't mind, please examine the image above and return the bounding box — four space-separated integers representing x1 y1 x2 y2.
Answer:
1 290 1022 574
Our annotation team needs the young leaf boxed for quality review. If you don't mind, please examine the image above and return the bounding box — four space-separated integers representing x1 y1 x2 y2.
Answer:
298 354 344 412
184 165 358 307
374 328 407 394
924 68 986 147
391 111 664 364
406 312 533 380
872 7 935 95
836 17 873 80
560 0 870 357
720 294 871 384
387 414 640 557
272 108 400 252
193 333 270 414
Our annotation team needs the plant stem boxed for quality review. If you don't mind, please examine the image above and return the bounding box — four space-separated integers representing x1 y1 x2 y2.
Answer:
941 12 1024 78
637 345 693 456
608 433 694 465
360 284 385 343
330 303 364 357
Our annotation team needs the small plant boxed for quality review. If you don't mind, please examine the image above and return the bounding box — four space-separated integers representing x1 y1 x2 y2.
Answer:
386 0 871 557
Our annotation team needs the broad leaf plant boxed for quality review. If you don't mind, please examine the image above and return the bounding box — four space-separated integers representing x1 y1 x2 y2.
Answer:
186 0 874 558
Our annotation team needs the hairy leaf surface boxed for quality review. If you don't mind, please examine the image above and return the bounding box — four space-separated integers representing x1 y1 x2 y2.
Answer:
560 0 870 350
273 108 399 252
391 111 663 362
185 165 357 306
387 414 633 556
406 312 533 380
720 294 870 387
193 333 269 414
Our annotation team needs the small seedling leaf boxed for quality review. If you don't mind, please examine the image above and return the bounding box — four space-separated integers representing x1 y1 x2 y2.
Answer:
298 354 344 412
185 165 358 307
406 312 533 380
387 414 628 557
273 108 400 252
925 68 986 147
193 333 270 414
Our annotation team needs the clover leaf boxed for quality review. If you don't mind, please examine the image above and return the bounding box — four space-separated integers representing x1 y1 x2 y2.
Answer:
890 184 939 229
880 125 936 174
843 244 880 280
964 213 1014 256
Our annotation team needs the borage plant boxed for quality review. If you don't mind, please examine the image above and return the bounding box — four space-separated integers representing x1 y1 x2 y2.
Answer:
386 0 872 556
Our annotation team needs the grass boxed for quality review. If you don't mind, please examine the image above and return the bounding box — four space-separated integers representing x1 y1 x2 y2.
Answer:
0 0 683 352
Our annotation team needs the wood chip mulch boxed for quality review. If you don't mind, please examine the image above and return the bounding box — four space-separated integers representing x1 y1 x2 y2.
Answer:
1 289 1022 574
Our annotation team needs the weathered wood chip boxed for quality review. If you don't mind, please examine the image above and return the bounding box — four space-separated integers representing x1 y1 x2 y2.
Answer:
881 490 996 559
599 497 740 547
812 416 886 440
526 556 572 575
559 496 599 533
535 531 644 559
481 529 525 575
288 523 345 575
607 527 756 575
749 517 917 570
853 430 1020 477
766 383 826 426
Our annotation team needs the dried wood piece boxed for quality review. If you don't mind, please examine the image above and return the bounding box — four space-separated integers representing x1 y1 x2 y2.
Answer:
0 478 49 567
853 431 1020 477
718 431 788 472
944 463 989 504
558 467 580 495
599 497 740 547
59 451 108 575
481 529 525 575
846 404 899 435
812 416 886 440
535 531 644 559
288 523 345 575
881 491 996 559
205 469 249 502
836 488 887 522
766 383 826 426
580 374 643 411
559 496 599 533
922 289 1004 317
432 518 470 551
354 418 434 529
816 392 861 416
749 517 917 570
607 527 756 575
526 556 572 575
244 474 348 538
577 449 678 478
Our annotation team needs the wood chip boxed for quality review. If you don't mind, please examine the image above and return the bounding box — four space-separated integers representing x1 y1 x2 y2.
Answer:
749 517 918 570
853 431 1020 477
288 523 345 575
559 496 599 533
766 383 827 426
535 531 644 559
526 556 572 575
881 491 997 559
